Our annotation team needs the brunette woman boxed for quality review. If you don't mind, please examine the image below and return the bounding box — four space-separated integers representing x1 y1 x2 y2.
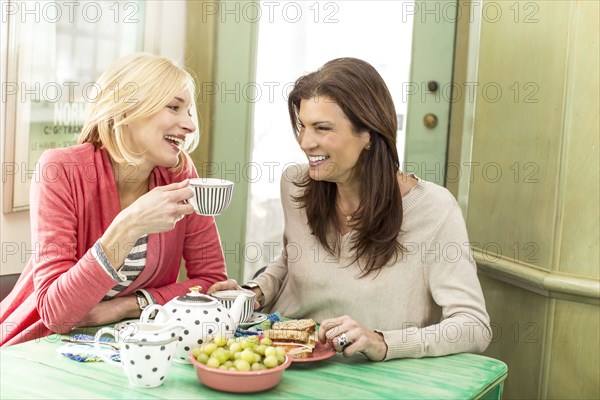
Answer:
209 58 491 361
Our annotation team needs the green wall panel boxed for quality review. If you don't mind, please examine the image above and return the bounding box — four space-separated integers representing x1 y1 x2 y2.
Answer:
480 275 547 399
546 300 600 399
210 2 259 281
557 1 600 278
455 1 599 398
466 1 572 270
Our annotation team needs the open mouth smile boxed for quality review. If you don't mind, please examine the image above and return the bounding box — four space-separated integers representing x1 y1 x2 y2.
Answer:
308 155 330 167
164 135 185 150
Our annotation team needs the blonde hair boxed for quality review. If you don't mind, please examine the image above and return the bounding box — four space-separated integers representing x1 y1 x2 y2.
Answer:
78 53 200 171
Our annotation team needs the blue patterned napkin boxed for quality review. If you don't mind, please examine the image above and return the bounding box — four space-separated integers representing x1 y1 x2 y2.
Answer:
57 334 120 363
235 312 282 336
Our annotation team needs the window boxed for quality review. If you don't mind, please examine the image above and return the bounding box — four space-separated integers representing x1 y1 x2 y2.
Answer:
244 1 415 279
3 0 144 212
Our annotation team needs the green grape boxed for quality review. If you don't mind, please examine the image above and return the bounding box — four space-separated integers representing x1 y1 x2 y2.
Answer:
240 338 256 349
191 347 202 358
214 335 228 347
213 346 226 355
263 355 278 368
251 362 266 371
195 352 209 365
206 357 221 369
256 344 267 355
275 347 286 363
203 343 218 356
229 342 242 353
234 359 251 371
200 337 285 372
264 346 277 357
213 349 229 364
240 349 256 364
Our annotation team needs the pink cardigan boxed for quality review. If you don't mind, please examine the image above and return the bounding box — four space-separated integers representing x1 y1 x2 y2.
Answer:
1 143 228 346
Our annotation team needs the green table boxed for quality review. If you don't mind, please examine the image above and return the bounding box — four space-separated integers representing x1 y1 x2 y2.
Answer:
0 332 507 399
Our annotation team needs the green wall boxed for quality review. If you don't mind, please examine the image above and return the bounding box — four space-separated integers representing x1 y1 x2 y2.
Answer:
209 2 259 281
453 1 600 398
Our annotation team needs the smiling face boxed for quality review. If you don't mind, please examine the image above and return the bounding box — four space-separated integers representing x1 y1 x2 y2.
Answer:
125 89 196 169
297 96 371 184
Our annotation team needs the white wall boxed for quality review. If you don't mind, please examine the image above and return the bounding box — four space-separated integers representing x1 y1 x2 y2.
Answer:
0 213 31 275
1 7 32 275
143 1 186 63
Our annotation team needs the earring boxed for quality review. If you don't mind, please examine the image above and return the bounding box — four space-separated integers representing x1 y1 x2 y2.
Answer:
365 143 371 151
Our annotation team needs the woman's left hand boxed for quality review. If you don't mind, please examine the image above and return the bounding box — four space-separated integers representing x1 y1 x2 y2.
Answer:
78 296 140 327
206 279 243 294
207 279 262 310
318 315 388 361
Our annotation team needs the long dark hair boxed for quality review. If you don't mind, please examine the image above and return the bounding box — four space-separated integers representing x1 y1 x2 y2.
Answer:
288 58 403 277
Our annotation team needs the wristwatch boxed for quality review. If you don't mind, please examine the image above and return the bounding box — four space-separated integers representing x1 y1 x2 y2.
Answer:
242 281 264 307
134 291 149 311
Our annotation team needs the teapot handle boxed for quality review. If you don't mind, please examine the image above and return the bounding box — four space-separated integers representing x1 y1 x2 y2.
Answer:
140 304 169 324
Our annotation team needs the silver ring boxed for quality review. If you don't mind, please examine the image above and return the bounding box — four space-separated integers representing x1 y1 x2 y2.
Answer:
335 332 351 352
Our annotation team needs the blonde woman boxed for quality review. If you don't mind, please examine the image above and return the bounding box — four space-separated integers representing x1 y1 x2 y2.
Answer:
1 53 227 346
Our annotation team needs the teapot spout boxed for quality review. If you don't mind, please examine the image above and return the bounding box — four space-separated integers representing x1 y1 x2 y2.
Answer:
229 292 252 330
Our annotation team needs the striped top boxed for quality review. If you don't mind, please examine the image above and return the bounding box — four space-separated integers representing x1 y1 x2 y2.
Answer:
102 235 148 300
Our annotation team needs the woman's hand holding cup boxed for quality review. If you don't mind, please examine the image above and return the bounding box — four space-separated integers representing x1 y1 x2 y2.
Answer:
208 279 262 310
124 179 195 236
188 178 234 216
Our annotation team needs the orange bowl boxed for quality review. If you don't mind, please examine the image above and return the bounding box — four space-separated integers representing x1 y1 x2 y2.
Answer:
189 353 292 393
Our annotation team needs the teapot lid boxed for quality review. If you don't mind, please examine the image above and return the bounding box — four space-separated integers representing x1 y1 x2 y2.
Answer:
173 286 218 306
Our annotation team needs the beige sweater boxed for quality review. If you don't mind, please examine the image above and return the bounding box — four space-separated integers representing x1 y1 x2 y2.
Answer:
253 166 491 360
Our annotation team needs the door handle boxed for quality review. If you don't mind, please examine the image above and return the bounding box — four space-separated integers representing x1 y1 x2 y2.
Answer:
423 114 438 129
427 81 439 92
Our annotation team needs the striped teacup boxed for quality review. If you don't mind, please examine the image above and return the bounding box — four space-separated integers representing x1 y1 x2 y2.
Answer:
189 178 234 216
211 290 256 323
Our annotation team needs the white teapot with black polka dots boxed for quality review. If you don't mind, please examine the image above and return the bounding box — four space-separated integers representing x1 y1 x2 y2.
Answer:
139 286 251 364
